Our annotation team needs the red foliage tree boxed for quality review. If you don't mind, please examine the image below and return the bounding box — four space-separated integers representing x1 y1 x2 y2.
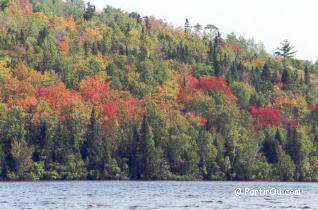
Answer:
178 76 236 104
79 76 111 105
282 118 298 129
249 106 282 128
248 106 298 128
57 40 70 53
230 44 242 53
195 77 236 104
36 83 81 118
19 0 32 17
103 101 118 119
178 75 198 101
17 96 37 110
308 104 316 111
123 96 140 121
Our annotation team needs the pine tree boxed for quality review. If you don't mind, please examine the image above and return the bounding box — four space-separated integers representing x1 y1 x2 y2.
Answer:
275 39 297 58
144 16 151 31
304 66 310 85
230 62 239 81
91 42 98 55
139 116 160 180
274 129 283 145
83 108 103 178
213 32 221 76
39 119 52 170
52 121 69 164
184 18 190 34
261 63 271 81
128 126 139 179
285 126 297 161
208 40 213 62
281 69 291 85
83 2 96 20
262 133 278 164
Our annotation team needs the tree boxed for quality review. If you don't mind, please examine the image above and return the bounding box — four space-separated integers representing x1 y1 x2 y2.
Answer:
213 32 222 76
274 146 295 181
197 130 216 179
83 108 103 179
34 119 51 169
83 2 96 20
64 0 85 20
0 0 9 11
275 40 297 58
10 140 35 180
281 69 291 85
304 66 310 85
231 82 253 108
262 133 278 164
138 116 160 180
184 19 190 34
248 106 283 128
204 24 219 40
128 125 140 179
193 23 202 35
261 63 271 81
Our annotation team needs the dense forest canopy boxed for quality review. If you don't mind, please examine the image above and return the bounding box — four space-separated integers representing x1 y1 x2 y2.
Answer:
1 0 318 181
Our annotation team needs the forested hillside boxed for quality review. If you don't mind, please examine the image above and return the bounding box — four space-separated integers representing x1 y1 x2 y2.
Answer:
1 0 318 181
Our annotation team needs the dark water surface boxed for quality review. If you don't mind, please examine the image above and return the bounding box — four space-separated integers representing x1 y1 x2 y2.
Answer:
0 181 317 209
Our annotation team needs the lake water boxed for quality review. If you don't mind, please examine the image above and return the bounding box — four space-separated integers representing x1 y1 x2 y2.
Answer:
0 181 317 209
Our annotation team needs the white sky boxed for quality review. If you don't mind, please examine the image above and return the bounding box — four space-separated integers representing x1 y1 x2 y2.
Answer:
86 0 317 62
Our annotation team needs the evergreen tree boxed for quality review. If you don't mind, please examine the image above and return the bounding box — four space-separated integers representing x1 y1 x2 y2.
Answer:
208 40 213 62
230 62 239 81
52 122 69 164
213 32 222 76
261 63 271 81
304 66 310 85
275 39 297 58
82 108 103 178
83 2 96 20
91 42 98 55
274 129 283 145
285 126 297 161
138 116 160 180
184 18 190 34
281 69 291 85
128 126 140 179
263 133 278 164
144 16 151 30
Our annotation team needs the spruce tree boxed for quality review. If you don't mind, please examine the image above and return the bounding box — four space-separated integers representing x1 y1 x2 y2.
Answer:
261 63 271 81
139 116 160 180
83 2 96 20
184 18 190 34
304 66 310 85
281 69 291 85
262 132 279 164
274 129 283 145
275 39 297 58
128 125 140 179
84 108 103 178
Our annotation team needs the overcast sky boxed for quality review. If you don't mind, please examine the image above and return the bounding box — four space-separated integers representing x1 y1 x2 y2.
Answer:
86 0 317 62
